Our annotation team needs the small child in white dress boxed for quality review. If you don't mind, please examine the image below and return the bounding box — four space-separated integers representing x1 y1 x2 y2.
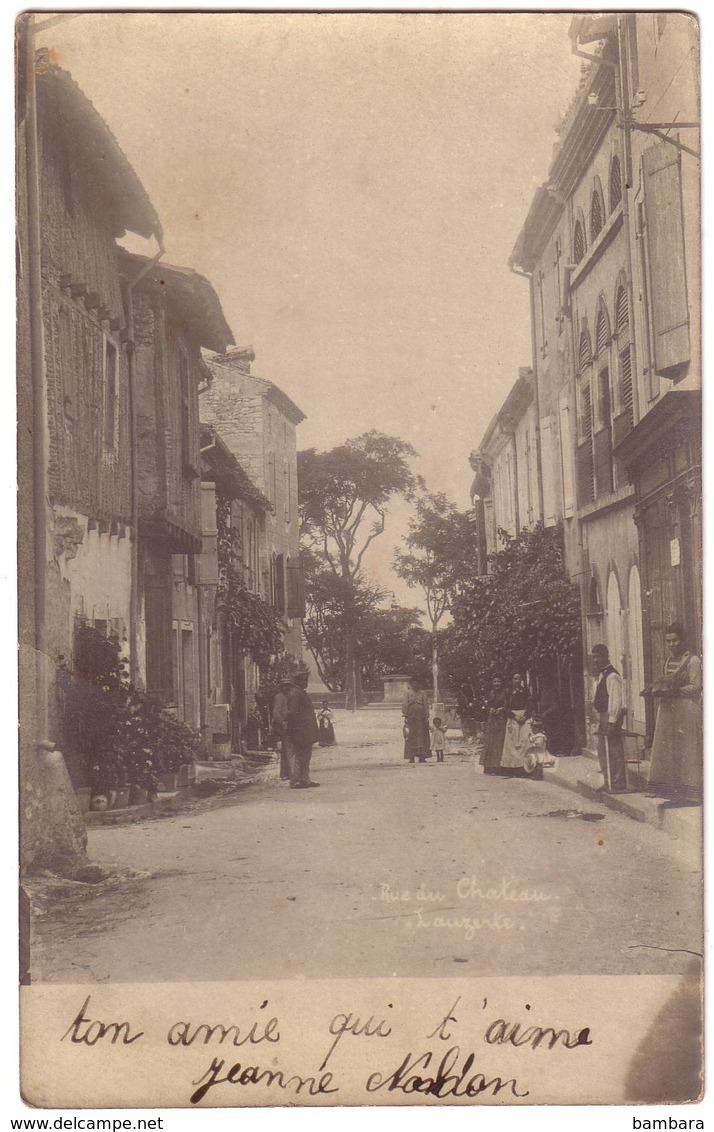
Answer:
431 717 446 763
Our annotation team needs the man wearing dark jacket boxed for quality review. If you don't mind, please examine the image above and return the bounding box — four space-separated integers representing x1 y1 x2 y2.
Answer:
286 671 321 789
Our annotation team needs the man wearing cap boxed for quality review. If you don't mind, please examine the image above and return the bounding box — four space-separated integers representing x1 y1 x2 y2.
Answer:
286 670 321 789
590 643 627 793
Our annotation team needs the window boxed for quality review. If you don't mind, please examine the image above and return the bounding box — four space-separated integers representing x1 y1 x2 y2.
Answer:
641 141 690 376
609 155 622 211
576 330 595 506
615 285 634 428
59 304 76 421
573 220 586 265
590 186 604 241
103 338 118 448
594 306 614 496
274 554 286 615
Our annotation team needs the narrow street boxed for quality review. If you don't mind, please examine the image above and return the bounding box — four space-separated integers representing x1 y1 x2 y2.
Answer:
29 710 700 984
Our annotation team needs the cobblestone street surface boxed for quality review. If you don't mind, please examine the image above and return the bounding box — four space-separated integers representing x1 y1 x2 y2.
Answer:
28 710 701 984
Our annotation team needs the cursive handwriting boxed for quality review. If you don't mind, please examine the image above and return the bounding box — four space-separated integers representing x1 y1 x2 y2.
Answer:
319 1008 393 1070
457 875 555 903
190 1057 339 1104
61 996 144 1046
410 906 519 937
485 1017 592 1050
168 1005 280 1047
366 1045 529 1098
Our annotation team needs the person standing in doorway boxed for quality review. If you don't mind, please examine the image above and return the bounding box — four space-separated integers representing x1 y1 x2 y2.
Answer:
646 623 702 805
286 670 321 789
590 644 627 793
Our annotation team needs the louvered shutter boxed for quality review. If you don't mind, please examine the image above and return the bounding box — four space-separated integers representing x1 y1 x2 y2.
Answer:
286 557 305 619
642 141 690 374
145 578 173 703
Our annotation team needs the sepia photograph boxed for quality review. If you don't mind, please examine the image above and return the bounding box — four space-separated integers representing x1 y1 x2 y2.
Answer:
16 8 703 1111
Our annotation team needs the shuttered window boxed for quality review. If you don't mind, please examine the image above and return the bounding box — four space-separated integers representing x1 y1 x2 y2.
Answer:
609 155 622 211
573 220 585 264
540 416 557 526
591 189 604 241
286 557 305 619
642 141 690 375
615 286 635 429
145 576 173 703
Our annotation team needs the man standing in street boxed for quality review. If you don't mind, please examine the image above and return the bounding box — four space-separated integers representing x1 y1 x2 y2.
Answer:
272 678 293 781
286 670 321 789
590 643 627 793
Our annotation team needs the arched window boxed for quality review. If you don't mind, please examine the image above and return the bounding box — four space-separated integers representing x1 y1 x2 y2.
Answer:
579 329 592 372
609 155 622 211
595 305 614 495
615 285 634 427
573 219 585 264
595 307 610 358
576 329 595 503
590 187 604 241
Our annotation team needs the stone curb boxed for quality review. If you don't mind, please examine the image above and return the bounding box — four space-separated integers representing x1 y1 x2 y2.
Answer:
544 759 701 843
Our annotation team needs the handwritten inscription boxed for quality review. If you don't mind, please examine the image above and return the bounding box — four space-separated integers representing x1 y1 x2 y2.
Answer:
365 1046 529 1098
61 996 144 1046
319 1008 393 1070
57 993 594 1105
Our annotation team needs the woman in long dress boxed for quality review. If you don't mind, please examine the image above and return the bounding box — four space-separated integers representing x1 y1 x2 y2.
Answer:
480 677 509 775
647 623 702 804
500 672 532 776
402 681 430 763
317 701 336 746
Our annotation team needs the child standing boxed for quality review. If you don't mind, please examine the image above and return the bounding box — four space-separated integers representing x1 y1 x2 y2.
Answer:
431 717 446 763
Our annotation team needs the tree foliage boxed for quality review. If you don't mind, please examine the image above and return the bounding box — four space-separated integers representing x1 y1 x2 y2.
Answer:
298 431 420 706
216 495 284 666
441 522 582 715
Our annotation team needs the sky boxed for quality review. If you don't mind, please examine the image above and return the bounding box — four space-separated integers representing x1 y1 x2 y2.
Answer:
35 12 583 600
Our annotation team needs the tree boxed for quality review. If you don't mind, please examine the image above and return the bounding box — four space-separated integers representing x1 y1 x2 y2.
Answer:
394 492 476 702
298 431 420 708
441 522 583 735
358 605 431 694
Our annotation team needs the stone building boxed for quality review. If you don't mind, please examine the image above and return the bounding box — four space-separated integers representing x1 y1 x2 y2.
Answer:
199 426 274 752
506 13 699 746
121 253 234 729
34 65 164 685
470 368 541 562
201 348 306 660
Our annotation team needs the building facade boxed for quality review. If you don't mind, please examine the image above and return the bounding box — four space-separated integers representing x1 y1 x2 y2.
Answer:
199 427 274 753
201 348 306 660
124 253 234 730
34 64 164 706
506 13 699 747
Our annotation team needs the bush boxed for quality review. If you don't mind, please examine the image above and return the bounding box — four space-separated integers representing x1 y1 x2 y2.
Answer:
59 624 200 797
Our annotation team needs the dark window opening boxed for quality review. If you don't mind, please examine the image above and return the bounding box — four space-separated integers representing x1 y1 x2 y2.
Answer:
104 340 117 448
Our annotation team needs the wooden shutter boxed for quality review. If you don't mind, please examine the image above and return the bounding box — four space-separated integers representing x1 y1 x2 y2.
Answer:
145 577 173 702
559 393 575 517
642 141 690 374
286 557 305 619
540 416 557 526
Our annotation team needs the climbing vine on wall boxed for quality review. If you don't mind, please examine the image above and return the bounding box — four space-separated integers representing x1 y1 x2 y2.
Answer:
215 493 284 666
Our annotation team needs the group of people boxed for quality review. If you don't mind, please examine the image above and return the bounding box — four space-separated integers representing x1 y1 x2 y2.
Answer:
590 622 702 806
480 672 554 779
271 672 337 791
